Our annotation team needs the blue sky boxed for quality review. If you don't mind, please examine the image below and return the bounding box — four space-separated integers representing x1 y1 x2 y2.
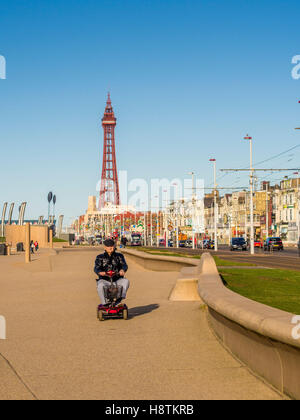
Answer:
0 0 300 223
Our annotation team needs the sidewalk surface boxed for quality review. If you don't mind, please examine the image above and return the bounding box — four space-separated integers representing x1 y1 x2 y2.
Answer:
0 249 283 400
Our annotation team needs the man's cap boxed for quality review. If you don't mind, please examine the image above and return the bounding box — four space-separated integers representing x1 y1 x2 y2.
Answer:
104 238 115 247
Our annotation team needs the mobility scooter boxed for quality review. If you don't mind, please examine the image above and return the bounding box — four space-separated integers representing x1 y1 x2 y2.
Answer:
97 270 129 321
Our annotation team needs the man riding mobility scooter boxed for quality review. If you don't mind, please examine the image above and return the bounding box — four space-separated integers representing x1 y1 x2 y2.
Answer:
94 239 130 321
97 270 129 321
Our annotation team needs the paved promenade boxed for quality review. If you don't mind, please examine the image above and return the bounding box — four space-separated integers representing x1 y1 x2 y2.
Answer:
0 249 283 400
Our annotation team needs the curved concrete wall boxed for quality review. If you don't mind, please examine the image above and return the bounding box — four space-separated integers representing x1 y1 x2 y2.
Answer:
198 253 300 400
122 248 198 272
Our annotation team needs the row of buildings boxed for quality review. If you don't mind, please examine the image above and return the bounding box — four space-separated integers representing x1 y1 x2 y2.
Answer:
78 176 300 245
201 178 300 244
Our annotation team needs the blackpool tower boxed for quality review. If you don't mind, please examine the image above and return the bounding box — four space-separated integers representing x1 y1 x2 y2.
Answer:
99 93 120 209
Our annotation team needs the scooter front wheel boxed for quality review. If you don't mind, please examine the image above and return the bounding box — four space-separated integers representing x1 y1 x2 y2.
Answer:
123 308 128 320
98 310 105 321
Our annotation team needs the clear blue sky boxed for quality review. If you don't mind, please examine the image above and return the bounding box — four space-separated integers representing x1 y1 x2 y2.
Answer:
1 0 300 223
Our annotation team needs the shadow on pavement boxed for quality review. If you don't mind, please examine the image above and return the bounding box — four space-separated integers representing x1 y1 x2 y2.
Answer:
129 304 160 319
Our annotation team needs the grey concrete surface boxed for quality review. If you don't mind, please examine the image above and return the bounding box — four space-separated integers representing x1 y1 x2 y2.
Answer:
0 249 283 400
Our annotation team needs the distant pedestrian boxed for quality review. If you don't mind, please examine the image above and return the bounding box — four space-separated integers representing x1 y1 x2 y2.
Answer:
30 241 35 254
34 241 39 252
121 236 128 248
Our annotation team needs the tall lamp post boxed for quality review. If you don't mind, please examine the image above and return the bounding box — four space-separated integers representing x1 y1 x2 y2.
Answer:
209 160 218 252
53 195 57 223
163 189 169 248
244 135 255 255
47 192 53 223
294 172 300 241
265 183 269 240
296 100 300 241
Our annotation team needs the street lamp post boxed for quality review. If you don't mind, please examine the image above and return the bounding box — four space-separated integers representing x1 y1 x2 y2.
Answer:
172 183 180 248
229 213 232 245
143 207 146 246
188 172 196 250
163 190 169 248
244 192 248 240
53 195 57 222
244 135 255 255
151 195 159 247
265 183 269 240
209 160 218 252
293 172 300 241
47 192 53 223
157 211 160 246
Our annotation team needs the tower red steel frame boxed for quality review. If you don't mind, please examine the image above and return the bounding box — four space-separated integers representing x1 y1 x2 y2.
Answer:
99 94 120 208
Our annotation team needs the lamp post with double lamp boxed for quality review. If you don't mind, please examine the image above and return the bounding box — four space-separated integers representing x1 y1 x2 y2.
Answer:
209 159 218 252
244 135 255 255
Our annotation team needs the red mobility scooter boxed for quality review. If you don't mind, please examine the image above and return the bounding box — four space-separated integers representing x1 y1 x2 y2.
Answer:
97 270 129 321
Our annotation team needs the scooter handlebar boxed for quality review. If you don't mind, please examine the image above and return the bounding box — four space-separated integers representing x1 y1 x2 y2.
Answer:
106 270 117 277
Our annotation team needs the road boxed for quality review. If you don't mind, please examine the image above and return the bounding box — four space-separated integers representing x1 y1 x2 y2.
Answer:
0 248 283 400
144 245 300 271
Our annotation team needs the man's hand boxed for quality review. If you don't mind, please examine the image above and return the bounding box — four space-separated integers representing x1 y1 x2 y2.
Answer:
119 270 125 277
99 272 106 276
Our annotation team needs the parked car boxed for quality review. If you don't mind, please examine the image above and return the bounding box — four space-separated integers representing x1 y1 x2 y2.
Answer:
179 240 187 248
254 240 263 248
203 240 214 250
168 239 174 247
264 237 283 252
131 234 142 246
95 235 103 245
159 239 166 247
185 240 193 248
230 237 247 251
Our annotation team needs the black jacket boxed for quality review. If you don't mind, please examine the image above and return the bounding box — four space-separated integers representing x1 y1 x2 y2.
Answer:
94 251 128 282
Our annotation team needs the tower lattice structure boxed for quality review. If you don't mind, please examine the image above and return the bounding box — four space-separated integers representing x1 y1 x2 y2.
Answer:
99 94 120 209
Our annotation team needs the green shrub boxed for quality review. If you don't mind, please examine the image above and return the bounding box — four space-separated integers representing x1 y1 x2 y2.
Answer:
53 237 68 243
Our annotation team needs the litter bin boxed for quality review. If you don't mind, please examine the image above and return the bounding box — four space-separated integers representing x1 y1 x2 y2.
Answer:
0 244 7 255
16 242 24 252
